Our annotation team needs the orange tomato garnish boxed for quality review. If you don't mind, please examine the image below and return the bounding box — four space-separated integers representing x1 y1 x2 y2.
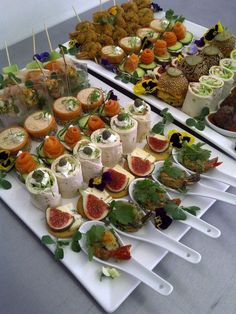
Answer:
15 151 37 174
88 115 105 131
64 126 81 147
140 49 155 64
104 99 121 117
43 136 65 159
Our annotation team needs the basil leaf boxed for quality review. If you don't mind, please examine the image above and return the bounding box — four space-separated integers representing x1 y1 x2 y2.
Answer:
57 240 70 246
151 122 164 134
71 241 81 252
186 118 196 127
165 202 187 220
41 235 55 245
54 247 64 260
0 179 12 190
184 206 200 216
72 231 82 241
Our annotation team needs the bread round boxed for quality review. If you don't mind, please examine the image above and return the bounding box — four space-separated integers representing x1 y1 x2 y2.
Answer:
136 28 159 43
101 45 125 64
53 96 81 123
24 111 57 139
118 36 142 54
150 19 166 33
77 87 104 112
0 126 30 155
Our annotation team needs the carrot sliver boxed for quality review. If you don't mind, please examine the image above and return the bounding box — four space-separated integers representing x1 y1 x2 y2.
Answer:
15 151 37 174
43 136 65 159
104 100 121 117
88 115 105 131
64 126 81 147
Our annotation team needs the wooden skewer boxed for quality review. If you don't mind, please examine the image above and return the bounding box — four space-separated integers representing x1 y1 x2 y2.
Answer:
113 0 116 6
32 29 36 55
100 0 102 11
5 41 11 66
72 6 81 22
44 23 53 52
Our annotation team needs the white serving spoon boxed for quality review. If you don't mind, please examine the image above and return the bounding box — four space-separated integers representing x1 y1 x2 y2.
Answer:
130 178 220 239
79 221 173 296
111 198 220 243
172 148 236 188
152 160 236 206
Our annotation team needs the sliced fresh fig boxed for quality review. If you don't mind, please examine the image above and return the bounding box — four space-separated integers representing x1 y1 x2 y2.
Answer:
46 207 74 232
106 168 129 192
83 193 109 220
147 134 169 153
127 155 154 177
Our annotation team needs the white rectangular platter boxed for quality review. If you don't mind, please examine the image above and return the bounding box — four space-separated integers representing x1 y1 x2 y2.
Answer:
0 74 235 313
67 14 236 160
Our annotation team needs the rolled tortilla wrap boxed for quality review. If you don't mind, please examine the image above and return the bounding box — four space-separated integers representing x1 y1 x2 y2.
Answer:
209 66 234 99
26 167 61 211
199 75 224 110
51 154 83 198
110 115 138 154
182 83 213 117
73 140 103 183
127 101 151 142
90 128 123 167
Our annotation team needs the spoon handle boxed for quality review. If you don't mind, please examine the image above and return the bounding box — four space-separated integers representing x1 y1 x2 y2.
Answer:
190 183 236 205
149 229 201 264
182 212 221 238
204 169 236 188
112 258 173 296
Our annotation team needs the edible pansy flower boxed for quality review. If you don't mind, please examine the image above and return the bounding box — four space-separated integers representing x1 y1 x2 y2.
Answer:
0 150 15 172
108 90 118 101
133 78 158 95
204 21 224 41
33 52 50 63
167 130 195 149
88 171 112 191
108 6 118 16
100 59 117 73
194 37 205 48
150 3 163 12
154 207 172 230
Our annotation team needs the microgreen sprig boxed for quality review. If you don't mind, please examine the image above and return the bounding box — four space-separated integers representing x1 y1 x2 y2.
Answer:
151 108 174 135
41 231 82 261
0 172 12 190
186 107 210 131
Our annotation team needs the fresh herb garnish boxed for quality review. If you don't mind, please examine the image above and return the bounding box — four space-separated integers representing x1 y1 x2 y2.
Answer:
85 225 105 261
178 142 211 162
0 172 12 190
152 108 174 135
165 9 185 31
41 231 82 261
88 90 100 103
108 201 135 226
133 179 166 209
186 107 210 131
159 159 185 179
164 202 200 220
115 70 140 84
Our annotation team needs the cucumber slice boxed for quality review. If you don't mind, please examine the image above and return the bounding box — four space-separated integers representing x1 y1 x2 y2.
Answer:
179 32 193 45
139 61 157 70
134 67 145 77
36 142 55 165
118 63 145 77
167 42 183 52
155 51 171 62
78 114 90 129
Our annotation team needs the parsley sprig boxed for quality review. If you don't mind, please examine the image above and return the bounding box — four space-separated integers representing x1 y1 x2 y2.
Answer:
108 201 135 226
41 231 82 261
85 225 105 261
0 172 12 190
178 142 211 163
151 108 174 135
186 107 210 131
165 9 185 31
165 202 200 220
160 159 184 179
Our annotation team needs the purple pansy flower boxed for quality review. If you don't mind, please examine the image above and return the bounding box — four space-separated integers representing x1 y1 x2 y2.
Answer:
154 207 173 230
88 171 112 191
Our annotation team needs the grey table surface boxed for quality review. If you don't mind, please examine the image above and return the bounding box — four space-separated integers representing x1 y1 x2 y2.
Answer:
1 1 236 314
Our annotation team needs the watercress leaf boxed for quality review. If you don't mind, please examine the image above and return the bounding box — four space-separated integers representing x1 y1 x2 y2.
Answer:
200 107 210 117
166 9 174 20
114 75 122 81
54 247 64 260
0 179 12 190
71 241 81 252
57 240 70 246
165 202 187 220
183 206 200 216
0 172 6 179
151 122 164 134
41 235 55 245
196 120 205 131
72 231 82 241
186 118 196 127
